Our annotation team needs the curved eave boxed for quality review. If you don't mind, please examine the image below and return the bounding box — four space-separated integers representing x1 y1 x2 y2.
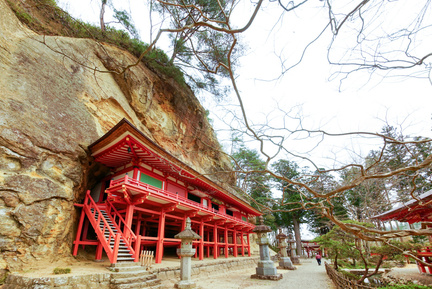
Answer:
372 190 432 224
89 118 262 216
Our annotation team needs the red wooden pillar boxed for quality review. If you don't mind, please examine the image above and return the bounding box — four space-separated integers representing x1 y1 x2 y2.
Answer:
224 226 229 258
241 231 245 256
199 221 204 260
135 213 142 236
182 217 187 231
124 204 135 239
206 230 210 258
141 221 147 236
96 242 103 260
247 232 251 257
132 164 139 180
213 223 218 259
155 211 166 263
73 207 86 256
233 229 238 257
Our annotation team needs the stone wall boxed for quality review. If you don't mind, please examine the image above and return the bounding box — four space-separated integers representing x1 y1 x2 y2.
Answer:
156 257 259 288
2 257 260 288
3 273 111 289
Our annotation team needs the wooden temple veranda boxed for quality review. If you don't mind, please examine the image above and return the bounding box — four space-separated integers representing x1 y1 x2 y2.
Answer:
372 189 432 274
73 119 261 264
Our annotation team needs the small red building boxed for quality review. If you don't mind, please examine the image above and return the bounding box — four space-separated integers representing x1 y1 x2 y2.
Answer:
301 240 321 258
73 119 261 264
372 189 432 274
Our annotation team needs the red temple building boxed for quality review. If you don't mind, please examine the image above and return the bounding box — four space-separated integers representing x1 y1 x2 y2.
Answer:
372 189 432 274
301 240 321 258
73 119 262 264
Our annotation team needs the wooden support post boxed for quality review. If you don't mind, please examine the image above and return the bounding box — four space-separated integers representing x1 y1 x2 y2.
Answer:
141 221 147 236
182 217 187 231
135 213 142 236
224 226 229 258
247 233 251 257
134 235 141 262
213 223 218 259
233 229 238 257
206 230 210 258
73 207 86 256
156 211 166 263
124 204 135 239
241 232 245 256
199 221 204 260
132 165 139 180
96 242 103 260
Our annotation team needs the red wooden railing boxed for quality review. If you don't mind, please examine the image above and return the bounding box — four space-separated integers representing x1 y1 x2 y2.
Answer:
109 175 253 228
105 200 137 245
416 246 432 274
82 190 137 263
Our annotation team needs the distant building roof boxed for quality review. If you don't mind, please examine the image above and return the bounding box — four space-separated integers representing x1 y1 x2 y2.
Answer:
371 189 432 224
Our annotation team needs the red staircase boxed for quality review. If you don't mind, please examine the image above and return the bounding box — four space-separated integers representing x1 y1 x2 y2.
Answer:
74 191 140 264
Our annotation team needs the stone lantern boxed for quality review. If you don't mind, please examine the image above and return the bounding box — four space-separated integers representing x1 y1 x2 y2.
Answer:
287 233 300 265
276 229 296 270
251 216 282 280
174 217 201 289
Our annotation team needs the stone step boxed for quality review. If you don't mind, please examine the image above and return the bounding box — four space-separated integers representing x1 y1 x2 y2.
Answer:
117 256 135 261
111 273 157 284
110 262 141 271
110 278 161 289
111 283 162 289
111 269 152 279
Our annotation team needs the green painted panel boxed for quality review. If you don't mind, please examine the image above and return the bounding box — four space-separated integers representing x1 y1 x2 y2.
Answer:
140 173 163 189
242 216 247 222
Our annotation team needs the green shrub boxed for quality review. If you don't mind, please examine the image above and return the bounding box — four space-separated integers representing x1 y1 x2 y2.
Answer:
340 270 360 280
8 0 188 88
53 267 71 274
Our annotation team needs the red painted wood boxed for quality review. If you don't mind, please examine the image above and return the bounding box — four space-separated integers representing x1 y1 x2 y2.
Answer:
134 235 141 262
112 234 120 263
155 211 166 263
96 242 103 260
241 232 245 257
247 233 251 257
73 206 86 256
224 227 229 258
213 223 218 259
199 222 204 261
233 229 238 257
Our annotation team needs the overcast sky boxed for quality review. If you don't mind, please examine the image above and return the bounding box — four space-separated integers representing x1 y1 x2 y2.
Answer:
58 0 432 169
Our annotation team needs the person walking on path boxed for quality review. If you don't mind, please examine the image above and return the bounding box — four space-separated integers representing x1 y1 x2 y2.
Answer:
315 253 322 265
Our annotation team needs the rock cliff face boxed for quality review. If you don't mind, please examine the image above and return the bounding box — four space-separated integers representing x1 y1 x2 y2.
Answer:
0 0 234 276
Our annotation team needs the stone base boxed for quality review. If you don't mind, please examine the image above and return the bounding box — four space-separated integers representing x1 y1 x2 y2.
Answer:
251 274 283 281
278 257 295 270
256 266 278 276
277 265 296 270
175 281 196 289
291 256 301 265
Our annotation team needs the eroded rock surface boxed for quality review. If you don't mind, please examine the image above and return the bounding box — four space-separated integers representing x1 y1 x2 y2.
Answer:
0 0 234 277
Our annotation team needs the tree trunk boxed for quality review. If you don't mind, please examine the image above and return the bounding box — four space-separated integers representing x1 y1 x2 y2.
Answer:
293 217 302 257
100 1 107 32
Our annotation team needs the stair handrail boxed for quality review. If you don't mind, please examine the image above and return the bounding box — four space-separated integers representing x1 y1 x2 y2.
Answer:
106 200 137 250
83 190 118 263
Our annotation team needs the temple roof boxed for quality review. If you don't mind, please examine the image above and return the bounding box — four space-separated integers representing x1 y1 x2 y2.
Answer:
371 189 432 224
89 118 261 216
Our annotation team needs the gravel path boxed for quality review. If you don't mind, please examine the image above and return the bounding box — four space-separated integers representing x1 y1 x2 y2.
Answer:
194 258 336 289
